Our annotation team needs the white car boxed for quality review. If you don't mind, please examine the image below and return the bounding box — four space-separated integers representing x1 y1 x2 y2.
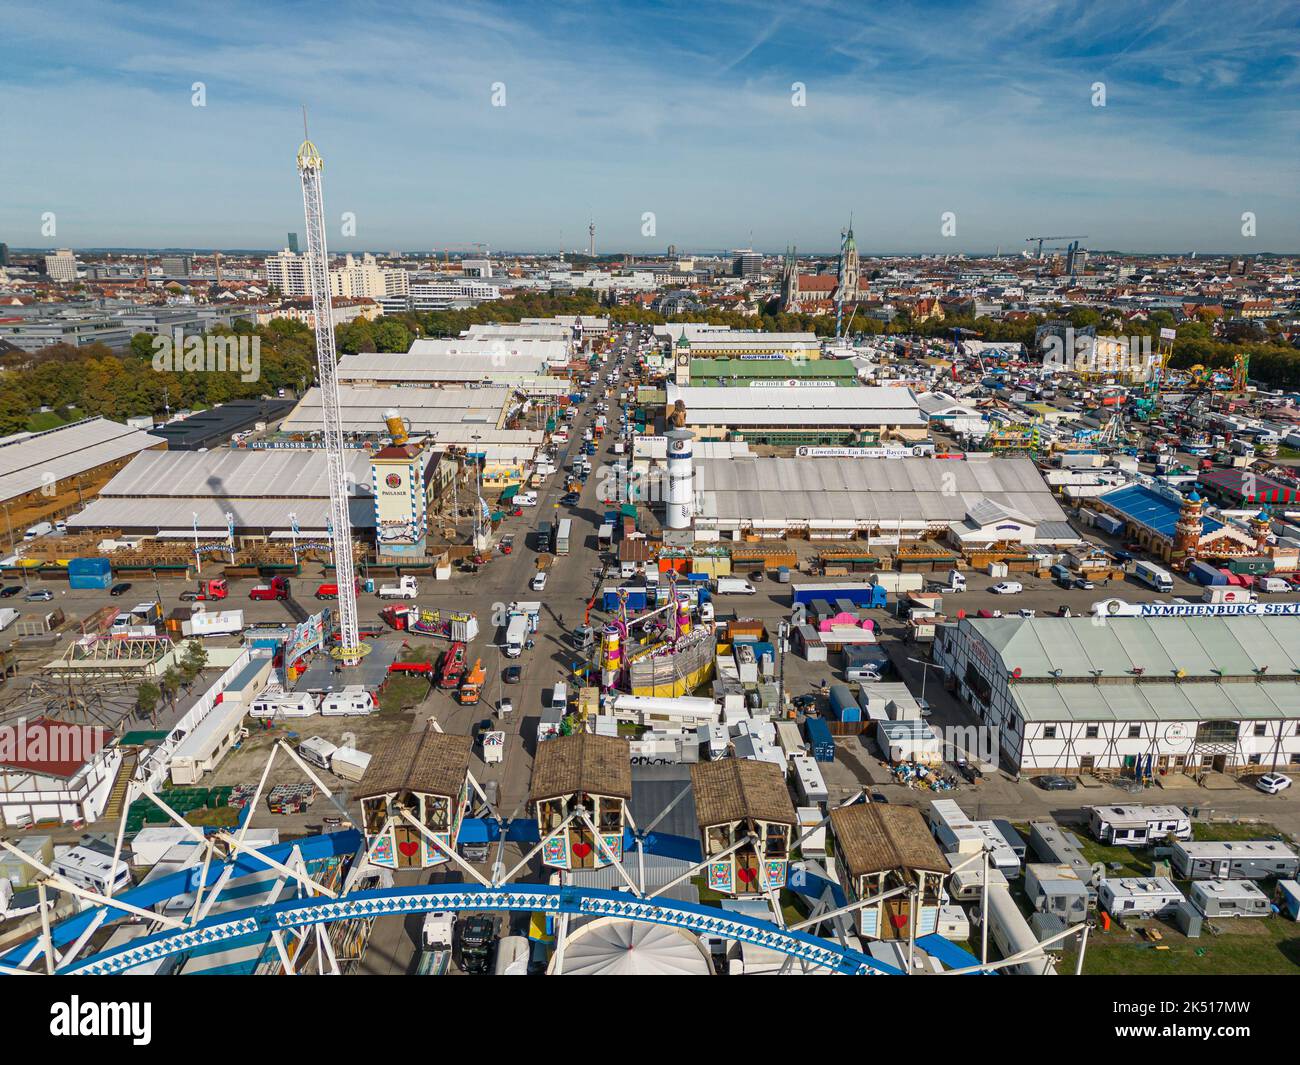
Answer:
1257 773 1292 795
517 491 538 507
990 581 1023 595
497 697 513 716
530 571 548 592
1016 608 1036 618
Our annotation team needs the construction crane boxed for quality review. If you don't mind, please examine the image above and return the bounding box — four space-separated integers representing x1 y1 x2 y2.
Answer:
1024 234 1087 259
296 117 367 667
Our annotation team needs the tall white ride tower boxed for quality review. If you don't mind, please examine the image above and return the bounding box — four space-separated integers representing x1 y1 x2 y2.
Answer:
297 127 366 666
665 428 694 531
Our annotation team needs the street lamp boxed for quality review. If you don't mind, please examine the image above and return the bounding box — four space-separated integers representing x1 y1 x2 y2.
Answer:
906 655 943 706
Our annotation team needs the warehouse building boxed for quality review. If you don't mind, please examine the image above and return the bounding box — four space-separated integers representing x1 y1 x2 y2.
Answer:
654 325 821 361
148 398 296 451
932 615 1300 777
663 382 925 446
675 357 859 388
336 345 569 391
690 455 1074 543
1093 483 1258 562
0 417 166 537
67 447 382 540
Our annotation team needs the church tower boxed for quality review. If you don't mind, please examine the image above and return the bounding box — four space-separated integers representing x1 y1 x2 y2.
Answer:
837 218 859 304
780 246 801 311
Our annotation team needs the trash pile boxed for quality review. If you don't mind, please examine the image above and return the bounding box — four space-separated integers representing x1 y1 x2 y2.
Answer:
891 762 957 791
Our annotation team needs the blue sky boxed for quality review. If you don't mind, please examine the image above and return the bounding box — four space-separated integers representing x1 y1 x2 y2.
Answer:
2 0 1298 253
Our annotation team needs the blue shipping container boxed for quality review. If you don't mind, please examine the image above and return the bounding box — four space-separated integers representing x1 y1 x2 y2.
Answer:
804 717 835 762
828 684 862 723
1188 559 1226 586
68 557 112 577
69 573 112 590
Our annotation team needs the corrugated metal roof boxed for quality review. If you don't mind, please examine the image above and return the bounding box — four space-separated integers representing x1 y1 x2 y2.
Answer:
0 417 165 502
1100 484 1223 537
694 456 1065 525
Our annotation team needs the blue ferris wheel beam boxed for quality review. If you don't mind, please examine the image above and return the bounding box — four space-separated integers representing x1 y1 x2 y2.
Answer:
0 829 362 970
59 883 902 976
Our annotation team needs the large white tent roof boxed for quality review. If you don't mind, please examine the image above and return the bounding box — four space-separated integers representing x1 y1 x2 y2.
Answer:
548 918 712 976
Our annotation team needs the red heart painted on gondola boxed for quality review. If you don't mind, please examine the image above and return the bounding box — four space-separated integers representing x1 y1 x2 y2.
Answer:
890 914 908 929
736 867 756 884
572 843 592 858
398 841 420 857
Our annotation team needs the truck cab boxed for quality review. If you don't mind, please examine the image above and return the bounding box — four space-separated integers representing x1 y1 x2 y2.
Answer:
248 576 290 601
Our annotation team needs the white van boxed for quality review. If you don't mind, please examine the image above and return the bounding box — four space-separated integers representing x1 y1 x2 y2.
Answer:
715 578 756 595
24 521 53 540
990 581 1023 595
550 682 568 714
1259 576 1292 594
319 686 376 716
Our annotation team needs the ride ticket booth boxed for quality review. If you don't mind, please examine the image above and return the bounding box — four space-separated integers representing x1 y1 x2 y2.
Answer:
357 726 472 870
530 733 631 870
690 759 796 896
829 802 947 940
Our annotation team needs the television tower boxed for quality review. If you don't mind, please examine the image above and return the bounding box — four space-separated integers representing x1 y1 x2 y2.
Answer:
296 117 366 666
588 220 595 258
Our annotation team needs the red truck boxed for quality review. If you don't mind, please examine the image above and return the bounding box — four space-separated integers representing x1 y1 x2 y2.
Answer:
180 578 229 602
315 578 361 600
248 576 291 601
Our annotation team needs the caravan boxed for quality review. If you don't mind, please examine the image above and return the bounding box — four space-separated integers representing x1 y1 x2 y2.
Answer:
52 846 132 895
319 686 376 717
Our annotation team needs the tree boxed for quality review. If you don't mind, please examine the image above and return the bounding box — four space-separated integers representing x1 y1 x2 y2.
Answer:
159 666 182 716
178 641 209 687
136 680 161 726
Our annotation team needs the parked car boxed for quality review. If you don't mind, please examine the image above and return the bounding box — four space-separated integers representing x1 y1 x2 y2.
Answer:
1073 577 1095 590
791 693 818 711
499 536 514 555
530 571 548 592
560 492 581 507
990 581 1023 595
1257 773 1292 795
24 589 53 602
497 697 513 717
0 586 21 598
1034 775 1077 791
109 582 133 597
1112 549 1134 563
955 760 982 785
503 665 522 684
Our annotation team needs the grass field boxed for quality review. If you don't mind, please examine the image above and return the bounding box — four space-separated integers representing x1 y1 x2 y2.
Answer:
1060 917 1300 975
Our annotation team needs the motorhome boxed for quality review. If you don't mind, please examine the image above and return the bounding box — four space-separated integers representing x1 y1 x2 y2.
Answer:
318 686 376 717
1171 840 1300 881
1190 879 1271 918
1097 876 1184 919
1087 805 1191 846
978 884 1056 975
52 846 132 895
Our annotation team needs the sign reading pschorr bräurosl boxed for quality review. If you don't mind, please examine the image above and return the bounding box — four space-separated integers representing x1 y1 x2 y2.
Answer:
1092 597 1300 618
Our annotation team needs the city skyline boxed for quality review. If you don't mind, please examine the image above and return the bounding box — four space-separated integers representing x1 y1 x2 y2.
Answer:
2 1 1298 253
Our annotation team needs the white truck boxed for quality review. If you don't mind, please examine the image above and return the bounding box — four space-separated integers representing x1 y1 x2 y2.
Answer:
181 609 245 637
483 730 505 765
416 912 454 975
504 614 529 658
0 608 19 633
378 575 419 599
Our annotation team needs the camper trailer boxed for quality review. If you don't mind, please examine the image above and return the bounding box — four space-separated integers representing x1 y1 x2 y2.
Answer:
319 686 376 717
1023 863 1088 925
928 799 985 856
978 884 1057 975
945 852 1008 902
51 846 132 895
1170 840 1300 881
1087 805 1191 846
1190 879 1271 918
1097 877 1184 919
